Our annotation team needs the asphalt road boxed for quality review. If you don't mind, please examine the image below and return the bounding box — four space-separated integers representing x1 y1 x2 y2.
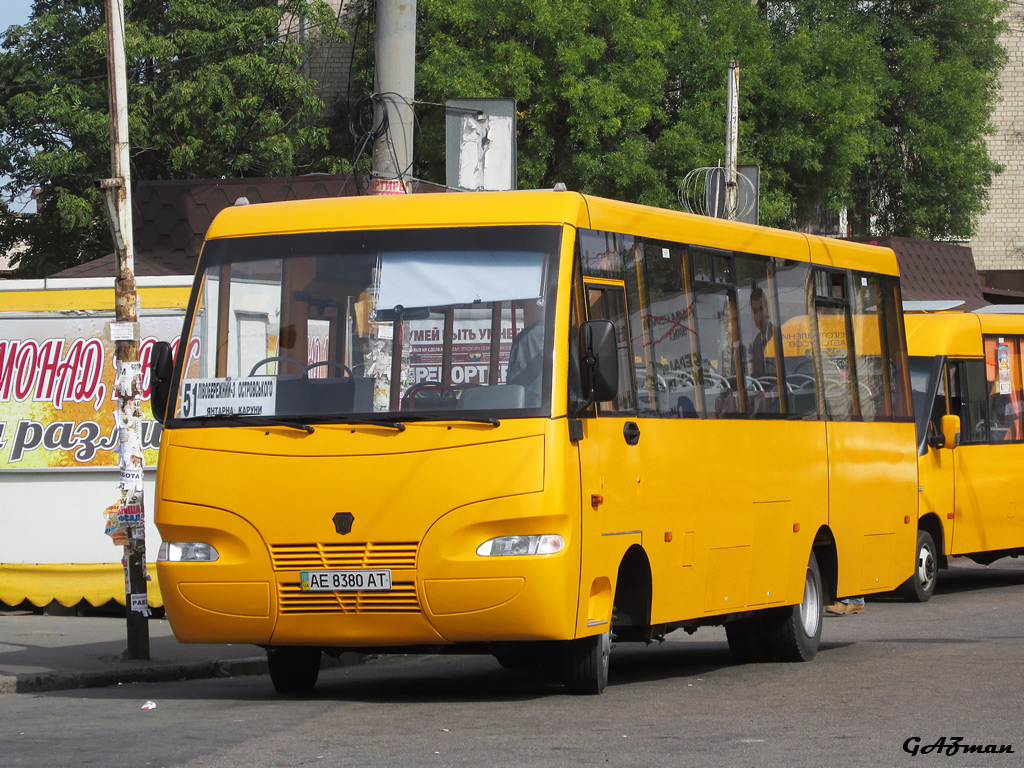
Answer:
3 558 1023 768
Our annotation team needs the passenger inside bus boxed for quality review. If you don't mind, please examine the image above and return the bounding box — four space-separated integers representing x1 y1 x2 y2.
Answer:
749 283 776 378
506 299 545 404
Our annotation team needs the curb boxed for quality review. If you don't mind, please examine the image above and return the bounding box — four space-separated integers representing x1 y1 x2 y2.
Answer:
0 656 269 695
0 652 363 695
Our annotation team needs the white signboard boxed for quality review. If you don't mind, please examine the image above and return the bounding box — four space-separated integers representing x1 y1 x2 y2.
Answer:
179 377 277 418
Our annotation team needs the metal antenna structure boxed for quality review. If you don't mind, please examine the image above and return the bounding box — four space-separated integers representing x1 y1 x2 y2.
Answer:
679 166 757 221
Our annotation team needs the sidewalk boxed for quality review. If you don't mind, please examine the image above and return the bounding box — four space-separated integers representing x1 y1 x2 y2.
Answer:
0 611 269 694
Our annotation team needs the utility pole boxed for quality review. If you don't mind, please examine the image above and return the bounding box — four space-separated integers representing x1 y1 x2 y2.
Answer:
371 0 416 195
724 60 740 221
100 0 149 661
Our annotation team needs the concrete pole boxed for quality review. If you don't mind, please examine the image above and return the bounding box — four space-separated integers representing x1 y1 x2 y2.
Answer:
101 0 149 661
724 60 739 221
371 0 416 194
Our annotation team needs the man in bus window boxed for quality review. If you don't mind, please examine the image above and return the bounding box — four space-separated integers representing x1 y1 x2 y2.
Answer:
507 299 545 403
749 284 775 378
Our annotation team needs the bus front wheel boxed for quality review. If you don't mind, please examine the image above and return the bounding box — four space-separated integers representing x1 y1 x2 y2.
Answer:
561 631 611 694
899 529 938 603
766 551 823 662
267 646 321 694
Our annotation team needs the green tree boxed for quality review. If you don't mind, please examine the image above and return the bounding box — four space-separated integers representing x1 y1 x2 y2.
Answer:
415 0 682 206
0 0 346 277
862 0 1006 239
411 0 1003 239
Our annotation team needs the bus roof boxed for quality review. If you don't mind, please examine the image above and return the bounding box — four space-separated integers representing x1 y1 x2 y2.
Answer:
904 309 1024 358
204 190 593 239
203 190 900 276
904 312 984 358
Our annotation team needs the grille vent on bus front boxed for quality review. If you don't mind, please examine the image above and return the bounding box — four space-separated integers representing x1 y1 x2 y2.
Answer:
276 582 420 615
269 542 418 570
269 542 420 615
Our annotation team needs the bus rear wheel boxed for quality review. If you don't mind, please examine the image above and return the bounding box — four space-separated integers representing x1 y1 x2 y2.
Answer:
561 631 611 694
725 616 774 663
267 646 322 694
765 551 823 662
899 529 937 603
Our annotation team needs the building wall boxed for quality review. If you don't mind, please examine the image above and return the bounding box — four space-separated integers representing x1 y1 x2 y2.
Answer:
968 4 1024 280
282 0 358 110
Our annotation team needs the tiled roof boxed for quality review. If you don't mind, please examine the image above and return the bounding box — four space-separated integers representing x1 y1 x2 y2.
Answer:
848 236 989 311
52 175 444 278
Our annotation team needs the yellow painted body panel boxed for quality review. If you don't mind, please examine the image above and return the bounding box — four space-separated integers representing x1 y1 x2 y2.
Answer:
906 310 1024 559
577 418 827 629
904 313 983 358
204 190 593 240
806 236 900 277
952 443 1024 553
157 418 584 645
827 423 918 594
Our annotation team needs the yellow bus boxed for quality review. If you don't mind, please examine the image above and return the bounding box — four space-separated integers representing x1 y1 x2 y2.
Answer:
150 190 917 694
902 306 1024 601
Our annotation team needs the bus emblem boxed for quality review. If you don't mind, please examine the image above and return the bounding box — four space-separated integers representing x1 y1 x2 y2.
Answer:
332 512 355 535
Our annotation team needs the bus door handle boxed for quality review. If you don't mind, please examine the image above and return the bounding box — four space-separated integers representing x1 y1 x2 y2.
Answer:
623 421 641 446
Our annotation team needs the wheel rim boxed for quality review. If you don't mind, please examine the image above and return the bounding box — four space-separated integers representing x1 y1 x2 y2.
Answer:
799 565 822 637
917 541 937 591
599 631 611 678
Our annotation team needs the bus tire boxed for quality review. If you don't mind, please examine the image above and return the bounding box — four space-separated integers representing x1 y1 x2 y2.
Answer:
767 551 823 662
494 648 557 671
267 646 321 694
725 616 774 663
899 529 938 603
561 631 611 694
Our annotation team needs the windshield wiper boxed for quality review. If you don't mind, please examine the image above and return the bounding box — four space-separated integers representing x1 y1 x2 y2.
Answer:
400 414 501 427
317 415 406 432
198 413 315 434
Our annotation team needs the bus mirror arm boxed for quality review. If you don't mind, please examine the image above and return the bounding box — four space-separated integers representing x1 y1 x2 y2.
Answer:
940 414 961 450
150 341 174 424
571 320 619 417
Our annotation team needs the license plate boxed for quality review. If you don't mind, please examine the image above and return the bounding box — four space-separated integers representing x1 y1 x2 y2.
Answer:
300 569 392 592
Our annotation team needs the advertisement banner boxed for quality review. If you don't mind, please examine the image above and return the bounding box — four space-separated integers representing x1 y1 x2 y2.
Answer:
0 312 186 470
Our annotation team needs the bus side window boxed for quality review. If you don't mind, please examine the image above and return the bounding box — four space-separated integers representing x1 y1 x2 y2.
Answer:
638 240 692 417
586 285 636 413
962 359 990 442
736 257 782 416
774 260 816 418
984 336 1023 442
812 269 854 421
850 275 887 421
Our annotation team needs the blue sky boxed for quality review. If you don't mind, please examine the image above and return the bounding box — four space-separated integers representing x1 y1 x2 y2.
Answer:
0 2 32 34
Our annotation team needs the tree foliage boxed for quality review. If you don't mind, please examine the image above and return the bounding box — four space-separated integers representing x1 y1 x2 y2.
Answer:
411 0 1005 238
0 0 346 277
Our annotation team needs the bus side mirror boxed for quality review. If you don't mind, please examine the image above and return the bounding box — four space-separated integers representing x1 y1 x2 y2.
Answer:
150 341 174 424
580 320 619 404
940 414 961 449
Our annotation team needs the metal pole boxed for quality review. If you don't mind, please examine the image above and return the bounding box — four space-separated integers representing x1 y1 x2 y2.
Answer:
725 60 740 221
102 0 149 661
371 0 416 195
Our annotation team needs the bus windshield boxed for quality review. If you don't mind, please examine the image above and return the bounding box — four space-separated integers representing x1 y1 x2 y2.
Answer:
173 225 561 424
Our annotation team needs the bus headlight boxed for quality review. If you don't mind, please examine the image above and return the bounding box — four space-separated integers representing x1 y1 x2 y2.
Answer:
476 535 564 557
158 542 220 562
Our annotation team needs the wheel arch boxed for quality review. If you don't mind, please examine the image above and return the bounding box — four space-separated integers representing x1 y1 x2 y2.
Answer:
811 525 838 605
611 544 652 637
919 512 948 569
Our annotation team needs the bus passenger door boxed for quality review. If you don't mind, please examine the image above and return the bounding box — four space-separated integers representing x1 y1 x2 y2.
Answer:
919 361 955 546
575 281 645 634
